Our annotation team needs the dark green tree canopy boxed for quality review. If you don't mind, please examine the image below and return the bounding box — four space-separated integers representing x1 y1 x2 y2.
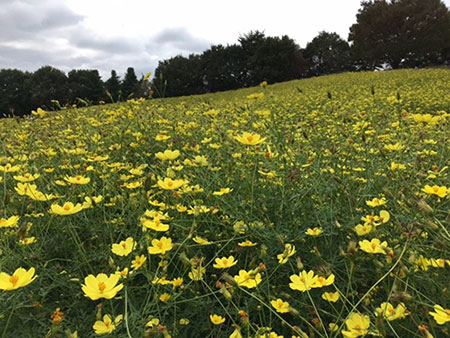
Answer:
68 69 104 105
349 0 450 69
304 31 352 76
121 67 139 99
29 66 69 110
0 69 32 117
105 70 121 102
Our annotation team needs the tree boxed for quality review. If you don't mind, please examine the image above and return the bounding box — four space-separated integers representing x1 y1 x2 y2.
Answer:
0 69 32 117
29 66 69 110
68 69 104 105
349 0 450 69
304 31 353 76
121 67 139 99
104 70 121 102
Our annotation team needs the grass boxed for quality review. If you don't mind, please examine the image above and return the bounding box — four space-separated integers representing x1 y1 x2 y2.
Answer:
0 69 449 337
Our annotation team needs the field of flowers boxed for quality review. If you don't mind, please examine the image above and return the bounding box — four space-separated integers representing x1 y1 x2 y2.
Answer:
0 69 449 337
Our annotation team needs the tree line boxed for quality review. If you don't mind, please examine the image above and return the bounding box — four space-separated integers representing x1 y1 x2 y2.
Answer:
1 0 449 116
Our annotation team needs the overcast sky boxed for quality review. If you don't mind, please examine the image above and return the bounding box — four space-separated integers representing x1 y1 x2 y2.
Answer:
1 0 450 80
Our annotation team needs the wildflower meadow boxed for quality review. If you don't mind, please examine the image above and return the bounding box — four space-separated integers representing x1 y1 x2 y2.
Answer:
0 69 449 337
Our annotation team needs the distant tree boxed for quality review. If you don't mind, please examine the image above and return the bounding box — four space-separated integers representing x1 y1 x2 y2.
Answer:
29 66 69 110
304 31 353 76
121 67 139 99
104 70 121 102
201 44 249 92
349 0 450 69
152 55 204 97
68 69 104 105
0 69 32 117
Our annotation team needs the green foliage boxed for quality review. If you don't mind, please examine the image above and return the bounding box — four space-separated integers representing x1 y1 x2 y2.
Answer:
68 69 105 105
121 67 140 99
104 70 121 103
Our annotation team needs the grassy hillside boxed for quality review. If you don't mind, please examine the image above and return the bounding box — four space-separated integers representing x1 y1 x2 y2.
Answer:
1 69 449 337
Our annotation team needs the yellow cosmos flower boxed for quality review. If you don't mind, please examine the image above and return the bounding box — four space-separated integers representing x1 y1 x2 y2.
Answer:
238 240 257 247
13 173 40 182
15 183 37 195
390 162 406 171
51 202 84 216
0 163 21 172
230 327 243 338
64 175 91 185
147 236 173 255
354 224 373 236
305 227 323 236
155 149 180 161
157 177 187 190
193 236 212 245
131 255 147 270
159 293 171 302
375 302 408 321
342 312 370 338
155 134 171 141
234 132 266 146
322 292 340 302
111 237 136 256
0 215 20 228
361 210 390 226
123 181 143 189
365 197 387 207
213 188 233 196
312 274 335 288
422 185 448 198
81 273 123 300
359 238 388 254
429 304 450 325
213 256 238 269
289 270 318 292
234 270 262 289
270 298 290 313
141 217 169 232
93 314 123 335
0 267 37 291
277 244 296 264
19 237 36 245
210 314 226 325
384 142 405 152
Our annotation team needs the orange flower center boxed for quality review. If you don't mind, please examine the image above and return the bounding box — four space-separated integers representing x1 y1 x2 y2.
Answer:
76 176 81 180
9 275 19 285
223 259 228 265
247 136 254 142
64 205 71 210
371 243 377 250
98 282 106 292
0 219 5 225
121 242 127 249
157 242 163 249
433 187 439 192
354 324 361 330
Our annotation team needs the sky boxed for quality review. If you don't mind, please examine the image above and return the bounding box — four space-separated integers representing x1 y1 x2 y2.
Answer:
1 0 450 80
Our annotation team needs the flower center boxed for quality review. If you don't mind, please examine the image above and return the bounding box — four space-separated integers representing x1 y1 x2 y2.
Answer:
371 243 377 250
157 242 163 249
247 136 254 142
98 282 106 292
64 205 71 210
168 182 173 187
354 324 361 330
433 187 439 192
9 275 19 285
121 242 127 249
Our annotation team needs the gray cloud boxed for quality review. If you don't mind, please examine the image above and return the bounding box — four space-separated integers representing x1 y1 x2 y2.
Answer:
150 27 212 54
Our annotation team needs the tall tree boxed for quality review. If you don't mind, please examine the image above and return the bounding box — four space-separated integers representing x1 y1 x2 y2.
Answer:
104 70 121 102
349 0 450 69
0 69 32 117
29 66 69 110
121 67 139 99
68 69 104 105
304 31 353 76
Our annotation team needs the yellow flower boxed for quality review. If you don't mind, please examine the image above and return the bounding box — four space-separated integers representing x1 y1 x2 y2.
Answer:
390 162 406 171
155 149 180 161
51 202 84 216
234 132 266 146
81 273 123 300
19 237 36 245
305 227 323 236
0 163 21 172
429 304 450 325
277 244 296 264
123 181 143 189
422 185 448 198
0 267 37 291
64 175 91 185
361 210 390 226
322 292 340 302
210 314 226 325
131 255 147 270
159 293 171 302
354 224 372 236
13 173 40 182
229 327 243 338
15 183 37 196
312 274 335 288
359 238 388 254
155 134 171 141
188 266 206 281
270 298 290 313
365 197 387 207
341 312 370 338
93 314 123 335
375 302 408 321
234 270 262 289
289 270 318 292
193 236 212 245
148 236 173 255
0 215 20 228
111 237 136 256
145 318 160 328
384 142 405 151
238 240 257 247
213 188 233 196
141 217 169 232
213 256 238 269
157 177 187 190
